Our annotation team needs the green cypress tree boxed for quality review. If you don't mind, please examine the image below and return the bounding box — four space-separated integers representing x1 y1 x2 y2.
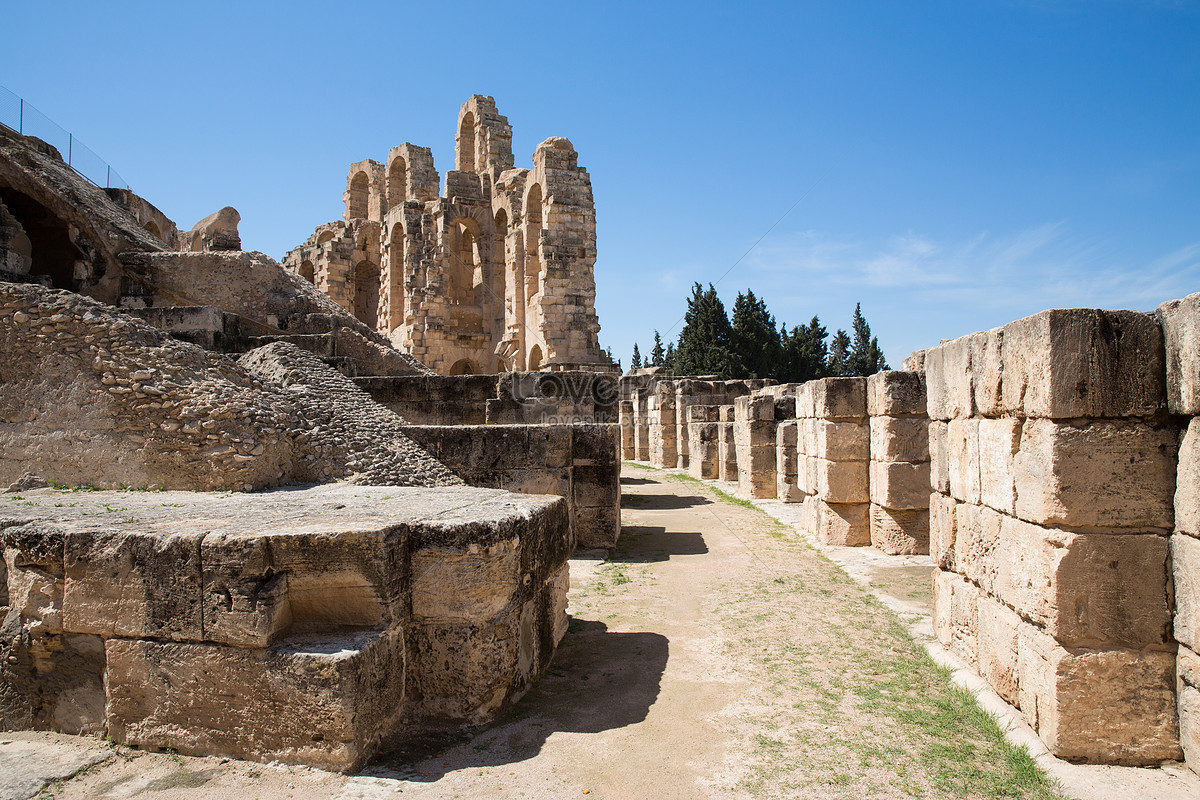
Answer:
650 331 665 367
730 289 780 379
674 282 736 378
847 303 889 376
631 343 642 370
827 329 851 376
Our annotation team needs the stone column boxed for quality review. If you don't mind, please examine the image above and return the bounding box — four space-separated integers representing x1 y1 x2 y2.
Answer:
734 391 778 499
717 405 737 483
795 378 870 546
867 371 930 554
686 405 720 480
648 380 677 469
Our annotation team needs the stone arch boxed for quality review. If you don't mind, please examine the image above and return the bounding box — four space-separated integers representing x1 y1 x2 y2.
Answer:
317 230 336 246
448 358 477 376
457 112 476 173
142 220 161 240
527 344 543 371
299 260 315 283
351 259 380 329
524 184 542 301
448 216 482 307
190 231 203 252
493 208 508 320
0 188 86 291
388 222 405 328
387 158 407 207
348 171 369 219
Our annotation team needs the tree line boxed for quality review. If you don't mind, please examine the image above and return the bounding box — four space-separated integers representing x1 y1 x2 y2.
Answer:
628 282 889 381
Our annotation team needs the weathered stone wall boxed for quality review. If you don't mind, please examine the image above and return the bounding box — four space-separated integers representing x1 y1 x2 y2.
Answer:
357 371 617 425
398 423 621 549
734 386 798 500
926 309 1180 766
675 379 768 470
283 95 609 375
1160 291 1200 772
867 371 930 555
648 380 677 469
0 484 570 771
796 378 871 546
686 405 721 480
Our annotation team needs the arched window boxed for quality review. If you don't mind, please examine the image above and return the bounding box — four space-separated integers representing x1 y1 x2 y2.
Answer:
316 230 335 246
493 208 508 319
142 220 161 240
388 158 407 207
524 184 542 301
388 223 405 328
351 260 380 329
449 219 481 307
457 112 476 172
527 344 543 371
348 171 369 219
448 358 477 376
299 260 315 283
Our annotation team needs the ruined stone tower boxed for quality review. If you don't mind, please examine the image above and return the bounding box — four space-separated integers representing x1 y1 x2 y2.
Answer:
284 96 607 375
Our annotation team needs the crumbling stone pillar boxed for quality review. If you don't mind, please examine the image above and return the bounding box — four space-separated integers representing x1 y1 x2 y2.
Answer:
776 420 802 502
927 309 1181 766
867 371 930 554
686 405 720 480
632 388 650 461
796 378 870 546
1161 291 1200 775
717 405 737 482
734 388 797 499
619 400 635 460
648 380 677 469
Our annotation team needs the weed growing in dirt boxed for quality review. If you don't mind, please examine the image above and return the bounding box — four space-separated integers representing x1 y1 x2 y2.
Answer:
622 461 657 470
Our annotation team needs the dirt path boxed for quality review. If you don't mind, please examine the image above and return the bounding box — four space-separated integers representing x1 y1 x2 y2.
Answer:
11 466 1072 799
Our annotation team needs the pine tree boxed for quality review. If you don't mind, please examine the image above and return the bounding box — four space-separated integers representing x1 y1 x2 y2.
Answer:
650 331 665 367
663 342 677 374
847 303 889 376
777 315 829 382
827 329 851 376
730 289 780 379
631 343 642 370
674 282 736 378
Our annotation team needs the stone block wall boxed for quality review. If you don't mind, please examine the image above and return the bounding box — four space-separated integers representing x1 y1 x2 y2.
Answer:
399 423 620 549
733 387 797 499
648 380 677 469
795 378 871 546
1161 291 1200 772
926 309 1181 766
686 405 721 480
717 405 738 482
776 420 802 502
867 371 931 555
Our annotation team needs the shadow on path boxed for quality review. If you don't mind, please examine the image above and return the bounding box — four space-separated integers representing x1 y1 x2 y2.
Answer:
609 524 708 562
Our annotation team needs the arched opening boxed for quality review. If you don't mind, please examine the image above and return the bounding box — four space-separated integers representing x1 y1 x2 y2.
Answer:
316 230 335 246
351 259 380 329
524 184 542 302
448 358 477 376
493 208 508 326
142 220 161 240
299 260 315 283
388 222 405 328
348 171 369 219
449 219 481 307
388 158 407 207
0 187 84 290
190 231 203 252
457 112 476 172
527 344 543 371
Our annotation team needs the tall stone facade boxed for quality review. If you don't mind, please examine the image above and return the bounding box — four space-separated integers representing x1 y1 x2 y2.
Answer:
283 96 608 376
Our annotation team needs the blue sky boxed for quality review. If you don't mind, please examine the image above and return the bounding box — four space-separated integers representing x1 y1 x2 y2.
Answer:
3 1 1198 367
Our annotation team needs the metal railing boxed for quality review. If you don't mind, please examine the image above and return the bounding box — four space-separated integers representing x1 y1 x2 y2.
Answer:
0 85 130 191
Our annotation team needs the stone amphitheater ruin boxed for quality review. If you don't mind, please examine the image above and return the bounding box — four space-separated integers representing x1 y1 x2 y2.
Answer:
0 92 1198 784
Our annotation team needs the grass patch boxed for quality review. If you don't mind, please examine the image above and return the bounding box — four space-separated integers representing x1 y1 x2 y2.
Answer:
711 486 756 510
622 461 657 471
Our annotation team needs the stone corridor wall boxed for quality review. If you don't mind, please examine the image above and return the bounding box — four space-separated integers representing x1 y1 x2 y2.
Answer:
867 371 931 555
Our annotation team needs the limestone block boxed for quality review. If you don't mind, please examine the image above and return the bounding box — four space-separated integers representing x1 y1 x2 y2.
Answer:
869 461 931 510
925 334 977 421
1159 292 1200 415
977 595 1022 706
1173 533 1200 651
1177 418 1200 537
737 446 777 499
105 630 406 772
575 506 619 549
869 505 929 555
799 417 816 456
1017 623 1181 765
573 463 620 508
719 404 736 422
814 420 870 462
795 382 814 419
932 568 979 665
867 370 926 417
902 349 927 373
930 492 957 571
813 501 870 547
953 502 1000 595
816 458 869 504
810 377 867 420
63 529 204 641
997 516 1171 648
775 422 801 502
972 328 1004 417
978 417 1019 515
198 536 292 648
1001 308 1165 419
946 418 980 504
688 422 721 480
717 423 737 483
869 416 929 464
736 393 775 423
411 541 520 623
930 421 950 494
1013 419 1177 529
1179 645 1200 772
796 455 813 495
